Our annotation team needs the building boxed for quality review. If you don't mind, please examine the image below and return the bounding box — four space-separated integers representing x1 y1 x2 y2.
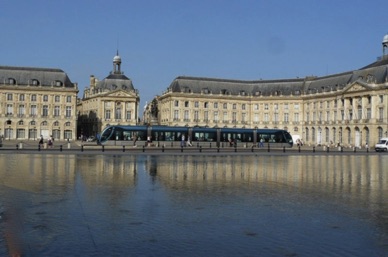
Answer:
0 66 78 141
144 34 388 147
77 52 140 139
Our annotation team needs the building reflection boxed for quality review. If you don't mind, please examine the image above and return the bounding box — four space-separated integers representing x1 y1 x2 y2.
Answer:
144 155 388 217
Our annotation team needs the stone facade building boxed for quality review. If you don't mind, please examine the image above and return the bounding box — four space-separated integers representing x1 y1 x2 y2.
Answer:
144 35 388 147
0 66 78 141
77 52 140 139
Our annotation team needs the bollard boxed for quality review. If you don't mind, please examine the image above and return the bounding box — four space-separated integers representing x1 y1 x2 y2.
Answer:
81 145 84 152
341 146 343 152
298 146 301 152
267 144 270 152
367 147 369 153
143 145 145 152
60 145 63 152
217 147 220 153
38 144 41 151
102 145 105 152
251 146 254 152
326 146 329 153
210 142 212 148
171 141 173 147
123 145 125 152
162 145 165 152
354 147 356 153
313 146 315 153
16 144 19 150
222 142 224 148
181 146 183 152
199 146 202 152
283 146 285 153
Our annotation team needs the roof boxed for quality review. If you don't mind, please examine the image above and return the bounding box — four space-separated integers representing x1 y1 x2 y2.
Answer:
0 65 76 88
95 73 135 91
167 58 388 96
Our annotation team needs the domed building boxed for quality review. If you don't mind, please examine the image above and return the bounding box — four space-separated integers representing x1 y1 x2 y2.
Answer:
77 52 140 139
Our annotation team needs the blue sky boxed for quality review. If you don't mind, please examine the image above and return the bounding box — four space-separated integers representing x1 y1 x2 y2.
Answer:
2 0 388 111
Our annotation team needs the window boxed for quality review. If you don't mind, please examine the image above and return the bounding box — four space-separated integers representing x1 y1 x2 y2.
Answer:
65 106 71 118
274 104 278 110
223 112 228 122
242 113 246 122
232 112 237 122
7 94 13 101
115 108 121 119
31 94 37 102
55 95 60 102
254 113 259 122
105 110 111 119
232 104 236 110
19 94 25 101
43 95 48 102
42 105 48 117
174 100 179 107
30 105 37 116
53 121 59 126
32 79 39 86
264 104 269 110
214 111 219 122
294 103 299 109
184 110 189 121
242 104 246 110
204 111 209 121
194 101 199 108
358 106 362 119
274 113 279 122
264 113 269 122
254 104 259 110
54 106 60 117
223 103 227 109
126 111 131 120
66 96 72 103
367 108 371 119
184 101 189 108
284 113 289 123
18 105 25 117
294 113 299 122
380 95 384 103
379 108 384 121
194 111 199 121
204 102 208 108
284 103 288 110
9 78 16 84
214 102 218 109
174 110 179 120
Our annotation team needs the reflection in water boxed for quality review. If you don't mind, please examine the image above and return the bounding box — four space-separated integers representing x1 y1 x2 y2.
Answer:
0 154 387 256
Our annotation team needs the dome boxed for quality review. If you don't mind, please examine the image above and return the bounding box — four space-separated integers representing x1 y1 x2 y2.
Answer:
113 55 122 63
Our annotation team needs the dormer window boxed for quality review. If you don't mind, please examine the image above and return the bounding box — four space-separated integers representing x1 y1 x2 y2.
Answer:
32 79 40 86
255 91 261 96
240 90 246 96
55 80 63 87
8 78 16 85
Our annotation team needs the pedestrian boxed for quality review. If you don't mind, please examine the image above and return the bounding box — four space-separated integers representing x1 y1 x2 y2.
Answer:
48 135 54 148
39 135 44 146
181 134 185 147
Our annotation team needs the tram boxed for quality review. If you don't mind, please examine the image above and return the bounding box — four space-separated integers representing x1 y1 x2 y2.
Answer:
98 125 294 148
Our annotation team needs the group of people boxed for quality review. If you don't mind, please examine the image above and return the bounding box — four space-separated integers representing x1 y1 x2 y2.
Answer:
38 135 54 148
